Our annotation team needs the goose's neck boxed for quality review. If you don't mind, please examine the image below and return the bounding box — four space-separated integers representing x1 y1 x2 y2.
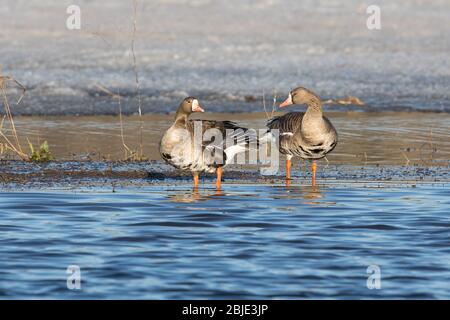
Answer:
174 108 189 125
301 95 325 136
304 94 323 119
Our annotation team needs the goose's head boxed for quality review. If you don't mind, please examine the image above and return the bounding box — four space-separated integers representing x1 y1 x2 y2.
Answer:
280 87 318 108
179 96 204 114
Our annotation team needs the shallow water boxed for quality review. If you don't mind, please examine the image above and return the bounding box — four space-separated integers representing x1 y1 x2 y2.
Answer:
0 182 449 299
4 112 450 165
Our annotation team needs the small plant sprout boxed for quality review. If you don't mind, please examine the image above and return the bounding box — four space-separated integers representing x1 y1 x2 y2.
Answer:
28 140 55 162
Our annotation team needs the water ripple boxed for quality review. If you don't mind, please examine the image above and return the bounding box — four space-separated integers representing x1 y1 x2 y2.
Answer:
0 183 449 299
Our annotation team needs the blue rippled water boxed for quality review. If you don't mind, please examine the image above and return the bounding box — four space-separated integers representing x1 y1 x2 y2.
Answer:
0 183 449 299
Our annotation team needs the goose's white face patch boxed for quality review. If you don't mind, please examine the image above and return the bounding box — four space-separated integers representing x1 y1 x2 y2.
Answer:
192 99 198 111
192 99 204 112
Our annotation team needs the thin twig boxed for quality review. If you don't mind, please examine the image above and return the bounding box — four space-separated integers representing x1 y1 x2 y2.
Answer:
428 127 435 162
0 131 28 159
262 89 277 120
94 83 133 156
89 32 138 161
1 81 22 151
0 76 26 104
94 83 122 100
131 0 144 159
117 87 133 156
262 89 269 119
402 152 410 166
271 90 277 119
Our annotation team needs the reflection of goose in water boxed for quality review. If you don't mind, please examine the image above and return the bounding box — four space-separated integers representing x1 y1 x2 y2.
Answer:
301 185 337 206
167 189 225 203
284 185 322 198
280 185 334 206
300 185 324 203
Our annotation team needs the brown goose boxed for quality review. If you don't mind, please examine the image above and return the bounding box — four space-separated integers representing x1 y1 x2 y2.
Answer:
159 97 252 190
267 87 338 185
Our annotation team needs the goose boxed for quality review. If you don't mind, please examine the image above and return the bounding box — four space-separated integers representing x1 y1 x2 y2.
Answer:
159 97 254 190
267 87 338 186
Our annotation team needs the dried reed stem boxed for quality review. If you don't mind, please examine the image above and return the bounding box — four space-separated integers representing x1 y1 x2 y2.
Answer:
94 83 133 157
117 88 134 157
0 68 28 160
131 0 144 159
262 89 269 119
271 90 277 119
402 152 410 166
262 89 277 120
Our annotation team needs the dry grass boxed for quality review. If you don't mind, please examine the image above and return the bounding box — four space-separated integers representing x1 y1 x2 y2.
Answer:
0 67 29 160
0 68 55 162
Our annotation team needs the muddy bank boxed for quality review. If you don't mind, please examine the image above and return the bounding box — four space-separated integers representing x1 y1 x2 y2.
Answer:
0 160 448 190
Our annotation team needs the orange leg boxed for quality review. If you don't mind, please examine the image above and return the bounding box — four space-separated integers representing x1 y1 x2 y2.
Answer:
285 158 293 187
311 161 317 186
286 159 291 180
216 167 222 190
193 173 199 189
286 178 291 188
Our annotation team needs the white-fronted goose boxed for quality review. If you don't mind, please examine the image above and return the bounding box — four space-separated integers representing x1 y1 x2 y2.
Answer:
159 97 252 190
267 87 338 185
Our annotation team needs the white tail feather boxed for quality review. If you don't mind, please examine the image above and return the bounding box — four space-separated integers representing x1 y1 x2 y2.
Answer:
224 145 247 165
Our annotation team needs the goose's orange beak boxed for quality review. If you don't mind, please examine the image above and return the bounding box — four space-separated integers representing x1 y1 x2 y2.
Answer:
192 99 205 112
279 94 293 108
194 105 204 112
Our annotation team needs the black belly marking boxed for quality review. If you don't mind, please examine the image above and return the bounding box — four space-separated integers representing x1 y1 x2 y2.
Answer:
181 163 192 170
310 148 324 154
299 145 312 156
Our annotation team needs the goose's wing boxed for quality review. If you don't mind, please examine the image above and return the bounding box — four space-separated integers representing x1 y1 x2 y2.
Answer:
186 120 254 166
187 120 253 146
267 112 304 134
266 112 304 149
197 120 245 135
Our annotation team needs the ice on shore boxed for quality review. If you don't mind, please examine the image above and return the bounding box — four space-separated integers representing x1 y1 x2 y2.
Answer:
1 0 449 114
